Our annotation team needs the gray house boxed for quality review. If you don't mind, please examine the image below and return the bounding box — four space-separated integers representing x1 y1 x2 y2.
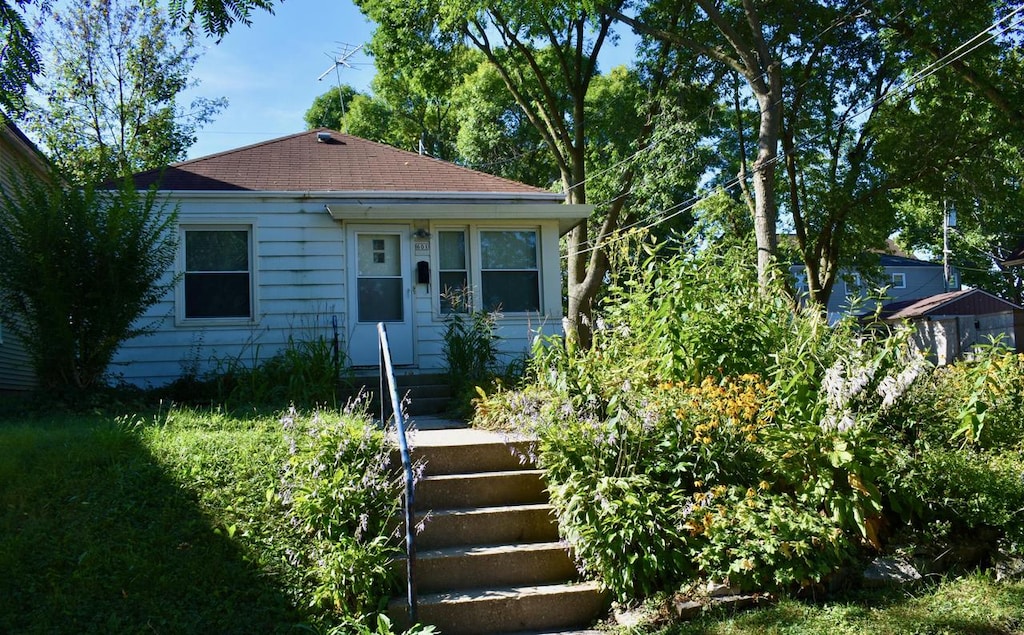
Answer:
792 250 953 323
110 129 589 388
0 118 48 391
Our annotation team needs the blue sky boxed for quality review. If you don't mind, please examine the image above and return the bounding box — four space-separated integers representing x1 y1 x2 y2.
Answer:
182 2 379 159
182 2 639 160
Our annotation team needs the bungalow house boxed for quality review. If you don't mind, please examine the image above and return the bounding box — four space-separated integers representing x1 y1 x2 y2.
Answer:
0 117 49 391
110 129 590 387
876 288 1024 365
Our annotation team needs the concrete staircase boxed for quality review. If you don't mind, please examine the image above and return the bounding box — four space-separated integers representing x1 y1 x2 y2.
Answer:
346 373 453 417
389 429 608 634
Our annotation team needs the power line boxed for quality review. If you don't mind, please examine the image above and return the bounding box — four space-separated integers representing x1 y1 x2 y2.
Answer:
565 6 1024 259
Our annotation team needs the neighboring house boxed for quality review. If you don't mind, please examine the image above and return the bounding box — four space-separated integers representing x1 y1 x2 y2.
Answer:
1003 241 1024 267
0 118 48 391
791 248 953 323
110 129 590 387
876 288 1024 365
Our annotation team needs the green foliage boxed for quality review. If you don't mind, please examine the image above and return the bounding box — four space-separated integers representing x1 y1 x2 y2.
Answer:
211 334 350 410
0 166 178 393
0 0 40 114
304 84 367 131
279 408 403 619
22 0 225 184
441 292 502 417
475 238 946 599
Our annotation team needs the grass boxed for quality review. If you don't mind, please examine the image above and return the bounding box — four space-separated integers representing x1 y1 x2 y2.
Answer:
625 574 1024 634
0 405 307 634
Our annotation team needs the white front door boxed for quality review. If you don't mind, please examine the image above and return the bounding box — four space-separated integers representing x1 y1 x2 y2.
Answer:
347 226 414 366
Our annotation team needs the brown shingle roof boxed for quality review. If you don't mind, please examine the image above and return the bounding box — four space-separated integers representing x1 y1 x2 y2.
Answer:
130 129 557 196
878 288 1022 321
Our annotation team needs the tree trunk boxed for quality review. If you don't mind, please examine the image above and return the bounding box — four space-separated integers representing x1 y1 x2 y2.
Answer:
752 87 780 289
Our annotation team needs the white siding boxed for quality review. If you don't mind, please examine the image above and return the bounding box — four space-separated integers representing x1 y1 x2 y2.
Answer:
112 196 568 387
112 199 348 387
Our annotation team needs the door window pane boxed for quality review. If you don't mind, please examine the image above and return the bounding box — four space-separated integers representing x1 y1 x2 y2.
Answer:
358 234 400 276
358 278 403 322
357 233 404 323
183 228 251 319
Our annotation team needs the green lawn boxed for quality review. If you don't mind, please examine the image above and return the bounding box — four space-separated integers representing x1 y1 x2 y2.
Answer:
3 406 1023 634
629 574 1024 634
0 406 305 634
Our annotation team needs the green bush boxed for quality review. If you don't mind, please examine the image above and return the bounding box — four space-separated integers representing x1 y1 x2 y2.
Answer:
208 334 349 409
475 237 939 599
0 166 177 393
278 408 403 620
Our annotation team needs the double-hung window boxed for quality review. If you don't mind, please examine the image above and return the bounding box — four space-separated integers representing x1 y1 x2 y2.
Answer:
480 230 540 313
182 226 253 320
438 230 469 314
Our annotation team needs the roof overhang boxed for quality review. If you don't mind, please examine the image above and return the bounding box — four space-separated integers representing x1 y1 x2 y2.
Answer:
157 189 592 235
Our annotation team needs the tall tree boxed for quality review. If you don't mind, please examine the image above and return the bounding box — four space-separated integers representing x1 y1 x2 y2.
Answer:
608 0 784 290
1 0 273 115
356 0 699 348
21 0 224 184
303 84 366 131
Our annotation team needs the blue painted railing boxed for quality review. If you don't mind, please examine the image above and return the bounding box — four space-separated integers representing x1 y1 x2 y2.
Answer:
377 322 417 624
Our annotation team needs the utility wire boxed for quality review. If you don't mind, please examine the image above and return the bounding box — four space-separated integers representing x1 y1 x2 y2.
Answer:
566 6 1024 259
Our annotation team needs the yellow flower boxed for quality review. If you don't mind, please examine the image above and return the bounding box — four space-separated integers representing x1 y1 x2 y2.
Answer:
758 480 771 491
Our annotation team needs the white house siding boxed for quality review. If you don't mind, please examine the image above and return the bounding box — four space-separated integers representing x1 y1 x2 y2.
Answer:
111 196 347 387
0 122 46 391
111 196 567 387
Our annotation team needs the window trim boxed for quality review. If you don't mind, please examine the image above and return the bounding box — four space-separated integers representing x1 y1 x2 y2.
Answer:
891 272 907 289
432 224 544 317
176 221 258 326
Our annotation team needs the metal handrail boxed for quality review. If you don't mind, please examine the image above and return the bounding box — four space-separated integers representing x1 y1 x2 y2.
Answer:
377 322 417 624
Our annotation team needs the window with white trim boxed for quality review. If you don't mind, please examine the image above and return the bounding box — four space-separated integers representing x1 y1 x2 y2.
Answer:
891 272 907 289
480 230 540 313
846 273 862 296
182 226 253 319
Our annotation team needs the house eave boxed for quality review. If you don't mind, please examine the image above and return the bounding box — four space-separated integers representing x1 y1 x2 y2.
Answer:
154 189 591 235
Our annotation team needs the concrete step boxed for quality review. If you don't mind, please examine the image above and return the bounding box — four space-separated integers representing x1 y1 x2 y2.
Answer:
389 581 609 635
416 503 559 550
407 542 577 593
416 469 547 509
407 439 535 476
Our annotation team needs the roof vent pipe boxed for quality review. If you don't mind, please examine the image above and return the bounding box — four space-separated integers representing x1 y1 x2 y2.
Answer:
317 131 332 143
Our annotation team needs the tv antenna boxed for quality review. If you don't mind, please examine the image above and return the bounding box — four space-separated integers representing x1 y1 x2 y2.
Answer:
317 43 364 133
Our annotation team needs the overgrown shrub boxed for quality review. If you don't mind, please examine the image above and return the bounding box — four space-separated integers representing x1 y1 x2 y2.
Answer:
474 236 950 600
0 166 177 393
441 290 507 417
213 334 349 409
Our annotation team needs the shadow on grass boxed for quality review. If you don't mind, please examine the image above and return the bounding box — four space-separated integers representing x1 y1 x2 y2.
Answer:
0 417 302 634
